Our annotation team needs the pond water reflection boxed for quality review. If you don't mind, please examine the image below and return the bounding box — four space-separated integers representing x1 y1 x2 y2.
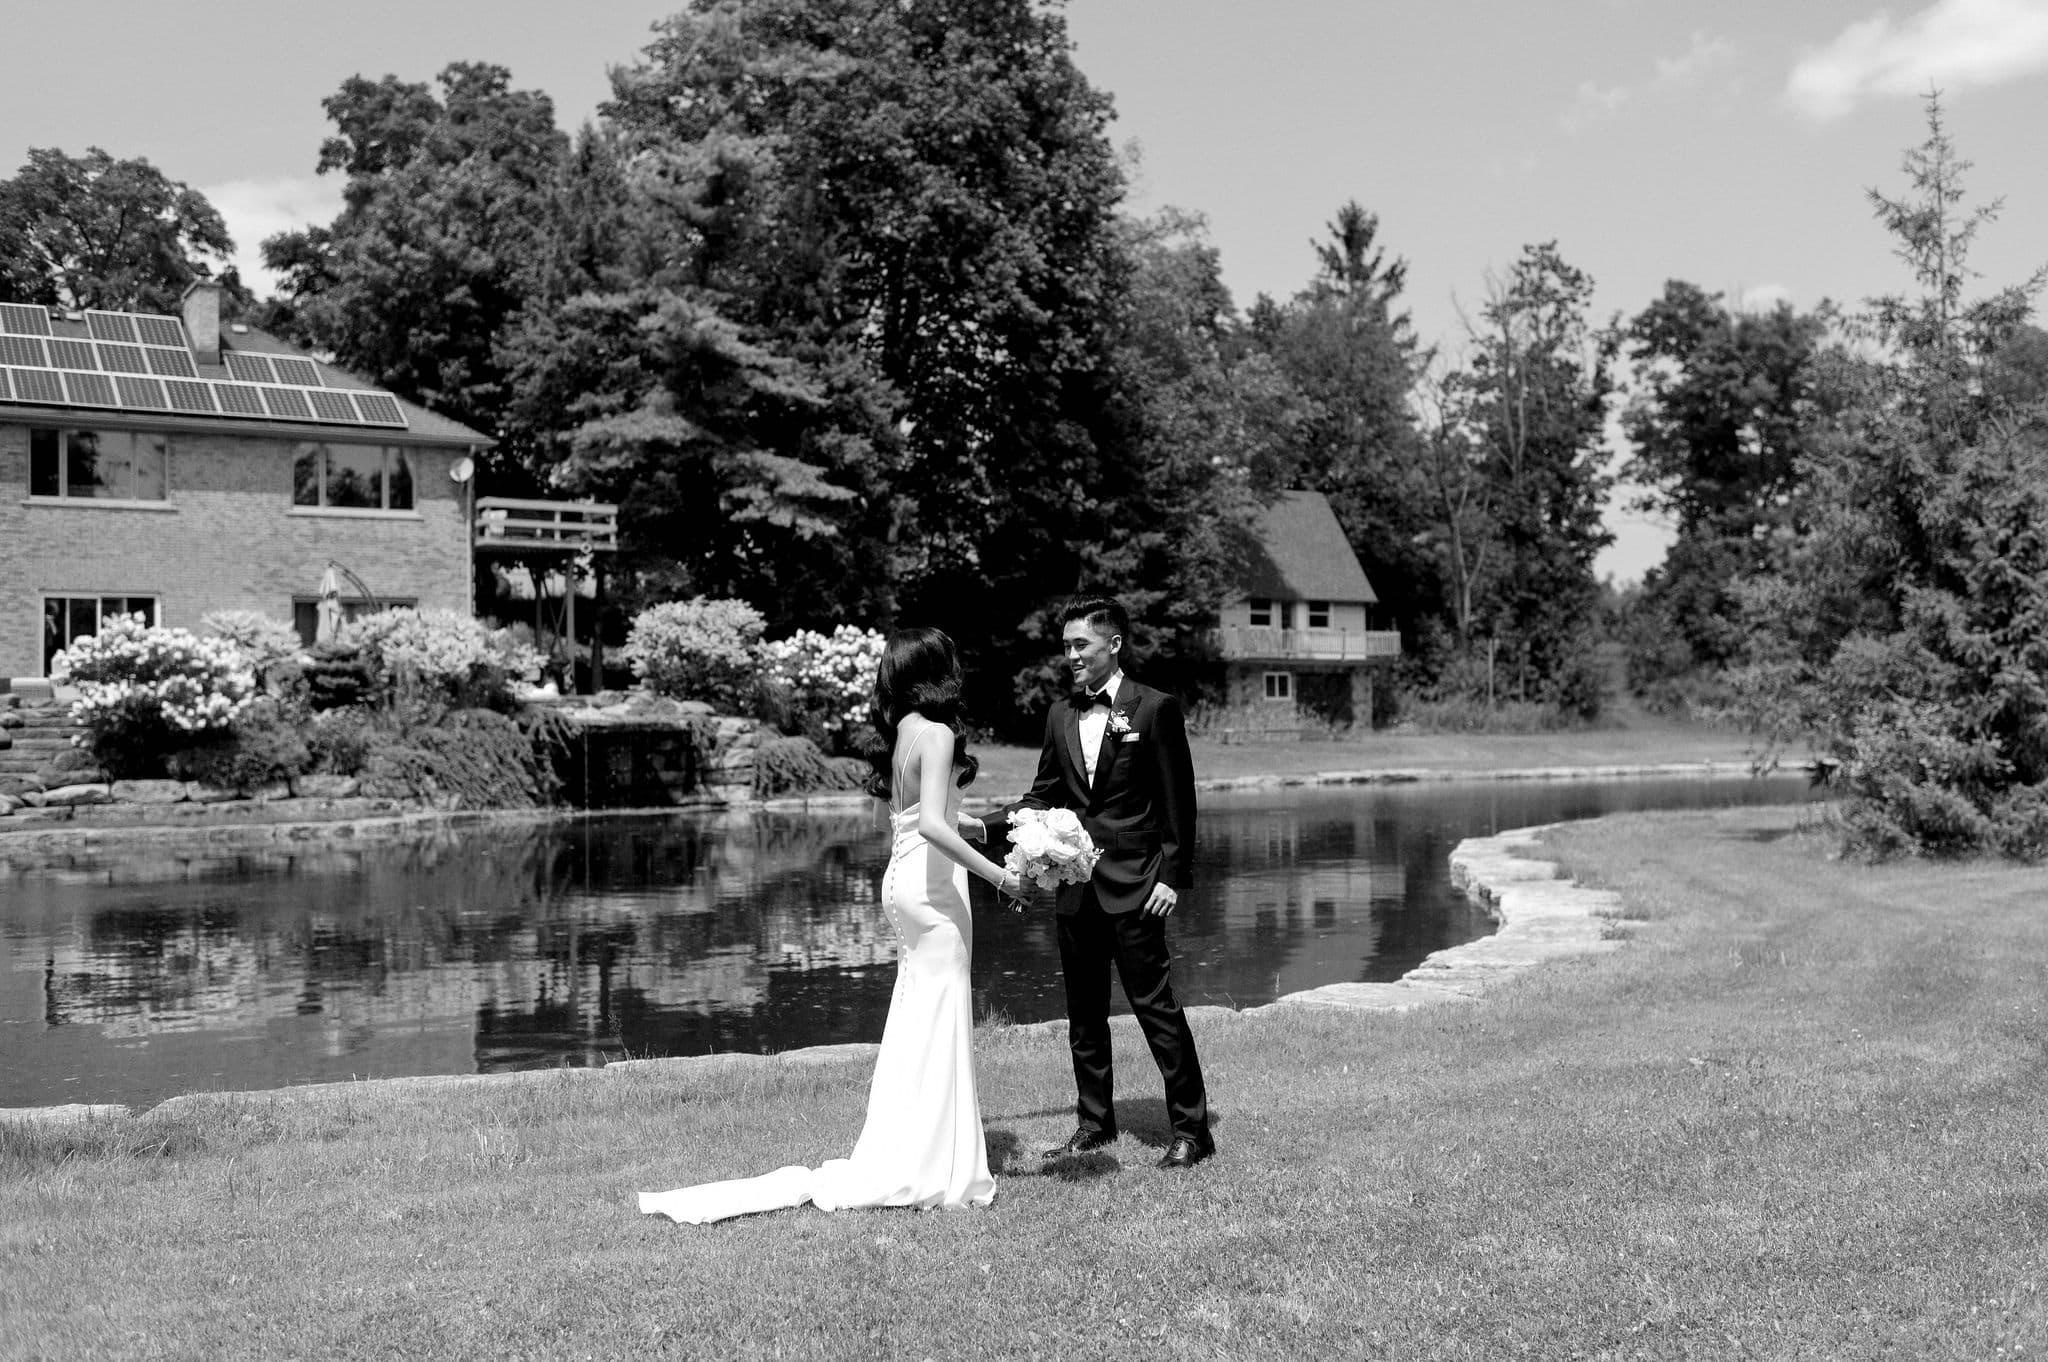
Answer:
0 777 1808 1108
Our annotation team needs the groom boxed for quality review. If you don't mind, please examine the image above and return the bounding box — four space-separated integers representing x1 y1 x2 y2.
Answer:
998 595 1214 1170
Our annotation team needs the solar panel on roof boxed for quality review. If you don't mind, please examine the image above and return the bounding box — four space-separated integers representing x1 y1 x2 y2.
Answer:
145 347 198 379
212 382 265 416
47 338 97 369
86 312 138 344
271 356 321 387
0 335 48 367
351 392 405 426
8 368 62 404
307 390 357 423
114 375 169 410
224 352 275 384
260 386 314 421
133 315 185 348
0 303 51 336
60 371 118 407
0 368 11 400
164 379 217 414
97 343 147 374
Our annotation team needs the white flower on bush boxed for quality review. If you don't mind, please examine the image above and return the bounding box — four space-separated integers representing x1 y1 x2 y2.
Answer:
200 609 304 673
759 625 886 740
340 608 538 694
624 597 767 705
56 613 257 735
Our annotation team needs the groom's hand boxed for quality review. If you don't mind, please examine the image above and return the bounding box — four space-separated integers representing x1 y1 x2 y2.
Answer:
1143 884 1178 917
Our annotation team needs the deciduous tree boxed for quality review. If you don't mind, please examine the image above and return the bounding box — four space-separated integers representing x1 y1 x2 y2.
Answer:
0 147 240 313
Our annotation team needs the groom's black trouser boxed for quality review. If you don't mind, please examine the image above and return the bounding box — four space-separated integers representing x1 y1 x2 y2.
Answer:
1057 888 1210 1145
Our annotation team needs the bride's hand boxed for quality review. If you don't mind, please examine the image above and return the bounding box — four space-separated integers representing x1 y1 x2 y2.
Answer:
998 869 1025 900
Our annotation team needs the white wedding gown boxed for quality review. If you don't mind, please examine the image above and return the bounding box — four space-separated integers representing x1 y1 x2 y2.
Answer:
638 773 997 1224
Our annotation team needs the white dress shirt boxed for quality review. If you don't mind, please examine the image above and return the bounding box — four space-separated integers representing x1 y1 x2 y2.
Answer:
1078 670 1124 784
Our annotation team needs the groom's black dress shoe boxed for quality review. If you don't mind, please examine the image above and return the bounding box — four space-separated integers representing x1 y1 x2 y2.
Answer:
1045 1128 1117 1158
1156 1136 1215 1170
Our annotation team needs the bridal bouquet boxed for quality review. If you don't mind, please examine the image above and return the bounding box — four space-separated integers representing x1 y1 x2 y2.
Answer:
1004 807 1101 903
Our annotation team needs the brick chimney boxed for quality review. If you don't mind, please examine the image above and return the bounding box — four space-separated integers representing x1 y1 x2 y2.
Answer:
180 279 223 366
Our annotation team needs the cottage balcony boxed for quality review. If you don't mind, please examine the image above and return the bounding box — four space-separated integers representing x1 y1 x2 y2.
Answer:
474 497 619 554
1216 624 1401 662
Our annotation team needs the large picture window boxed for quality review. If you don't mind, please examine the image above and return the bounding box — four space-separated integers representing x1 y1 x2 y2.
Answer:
44 596 157 675
29 428 169 502
292 443 415 511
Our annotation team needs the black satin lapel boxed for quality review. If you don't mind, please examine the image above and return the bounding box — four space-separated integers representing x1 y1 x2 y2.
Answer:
1063 702 1088 795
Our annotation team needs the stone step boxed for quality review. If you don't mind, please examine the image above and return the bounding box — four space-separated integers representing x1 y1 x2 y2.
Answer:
7 738 80 754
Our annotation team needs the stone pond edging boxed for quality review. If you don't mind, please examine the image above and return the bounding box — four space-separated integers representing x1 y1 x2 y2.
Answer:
0 819 1633 1127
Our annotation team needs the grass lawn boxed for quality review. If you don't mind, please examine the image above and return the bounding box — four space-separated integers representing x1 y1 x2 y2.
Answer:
6 802 2045 1358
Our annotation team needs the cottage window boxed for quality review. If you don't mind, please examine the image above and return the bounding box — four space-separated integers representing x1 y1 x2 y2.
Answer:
1262 671 1293 701
1248 598 1272 627
1307 600 1330 629
293 443 415 511
43 596 157 675
28 427 169 502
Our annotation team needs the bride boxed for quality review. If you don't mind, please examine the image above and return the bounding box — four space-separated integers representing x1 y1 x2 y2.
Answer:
639 626 1024 1224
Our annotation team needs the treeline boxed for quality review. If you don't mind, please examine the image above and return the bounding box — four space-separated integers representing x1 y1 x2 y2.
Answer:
9 6 2048 855
0 0 1621 733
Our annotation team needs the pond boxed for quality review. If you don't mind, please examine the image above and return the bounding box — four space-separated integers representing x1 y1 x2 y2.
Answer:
0 776 1809 1109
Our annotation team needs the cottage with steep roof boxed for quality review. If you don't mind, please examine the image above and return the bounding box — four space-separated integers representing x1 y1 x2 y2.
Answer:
1216 489 1401 725
0 283 493 687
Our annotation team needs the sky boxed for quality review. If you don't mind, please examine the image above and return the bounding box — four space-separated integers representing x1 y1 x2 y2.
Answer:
6 0 2047 582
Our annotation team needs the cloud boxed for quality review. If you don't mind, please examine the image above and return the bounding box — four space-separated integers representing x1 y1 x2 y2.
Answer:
197 176 345 297
1788 0 2048 119
1561 33 1736 132
1738 283 1794 311
1561 81 1631 132
1654 32 1738 89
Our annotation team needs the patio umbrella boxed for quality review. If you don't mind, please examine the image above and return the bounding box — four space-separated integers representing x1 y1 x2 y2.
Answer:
315 565 344 644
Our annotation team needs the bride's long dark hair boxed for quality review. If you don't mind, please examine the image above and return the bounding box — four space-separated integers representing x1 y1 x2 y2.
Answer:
863 626 978 800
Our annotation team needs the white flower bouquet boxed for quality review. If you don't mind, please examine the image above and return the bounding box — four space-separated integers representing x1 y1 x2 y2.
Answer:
1004 807 1101 901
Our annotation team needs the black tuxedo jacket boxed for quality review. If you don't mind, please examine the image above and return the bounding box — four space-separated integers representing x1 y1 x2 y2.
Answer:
998 678 1197 915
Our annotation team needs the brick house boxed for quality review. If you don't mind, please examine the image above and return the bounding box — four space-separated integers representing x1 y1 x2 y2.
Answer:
1215 490 1401 724
0 284 491 684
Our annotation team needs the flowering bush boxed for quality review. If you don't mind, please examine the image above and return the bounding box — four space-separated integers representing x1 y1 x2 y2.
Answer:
624 597 766 709
57 614 258 773
759 625 886 751
200 610 304 674
340 608 541 706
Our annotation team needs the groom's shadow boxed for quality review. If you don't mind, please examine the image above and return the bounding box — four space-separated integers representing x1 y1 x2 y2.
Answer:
987 1099 1220 1183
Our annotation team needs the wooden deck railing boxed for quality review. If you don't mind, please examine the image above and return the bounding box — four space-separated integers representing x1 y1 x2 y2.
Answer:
474 497 619 553
1215 625 1401 662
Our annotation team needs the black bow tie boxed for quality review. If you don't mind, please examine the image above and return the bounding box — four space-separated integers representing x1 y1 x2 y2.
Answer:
1077 689 1112 709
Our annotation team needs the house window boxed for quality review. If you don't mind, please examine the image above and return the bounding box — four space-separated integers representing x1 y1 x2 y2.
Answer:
1248 598 1272 627
29 427 169 502
1262 671 1293 701
292 443 415 511
1308 601 1331 629
43 596 158 675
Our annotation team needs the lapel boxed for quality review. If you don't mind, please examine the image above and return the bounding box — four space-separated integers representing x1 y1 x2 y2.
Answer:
1088 685 1141 802
1062 699 1089 797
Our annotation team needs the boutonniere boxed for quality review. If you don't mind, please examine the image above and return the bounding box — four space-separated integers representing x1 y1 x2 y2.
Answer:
1107 711 1134 736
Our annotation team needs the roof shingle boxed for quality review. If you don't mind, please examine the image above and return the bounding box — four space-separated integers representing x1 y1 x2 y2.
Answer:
1238 490 1378 604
